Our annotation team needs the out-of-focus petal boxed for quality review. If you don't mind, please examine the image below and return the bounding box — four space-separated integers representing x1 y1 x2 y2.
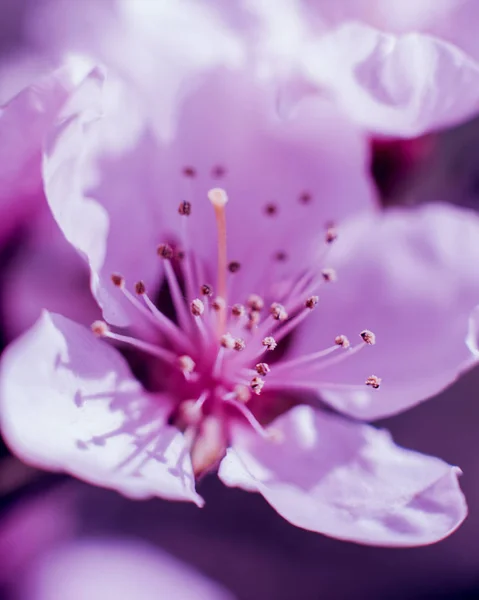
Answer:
20 539 234 600
219 405 467 546
0 311 202 505
287 203 479 420
301 22 479 137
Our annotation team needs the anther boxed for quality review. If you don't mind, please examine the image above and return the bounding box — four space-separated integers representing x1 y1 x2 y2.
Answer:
234 384 251 403
250 376 265 395
91 321 109 336
234 338 246 352
305 295 319 309
178 200 192 216
360 330 376 345
322 268 337 282
299 191 312 204
191 299 205 317
111 274 125 288
157 243 174 259
231 304 245 318
212 297 226 312
335 335 350 348
183 166 196 178
135 281 146 295
176 250 185 261
178 355 196 375
270 302 288 321
247 294 264 312
220 333 235 349
265 203 278 216
246 310 261 330
255 362 270 376
366 375 381 389
262 336 277 351
325 227 338 244
228 261 241 273
200 284 213 297
211 165 226 179
274 251 288 262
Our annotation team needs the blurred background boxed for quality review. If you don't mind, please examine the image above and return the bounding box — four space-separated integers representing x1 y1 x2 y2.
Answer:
2 1 479 599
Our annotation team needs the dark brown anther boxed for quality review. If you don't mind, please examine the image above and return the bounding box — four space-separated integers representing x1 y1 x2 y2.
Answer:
321 268 337 282
201 284 213 297
299 191 312 204
305 295 319 309
274 251 288 262
228 261 241 273
178 200 192 216
111 274 125 288
183 166 196 178
212 297 226 312
211 165 226 179
231 304 245 318
325 227 338 244
157 243 174 259
135 281 146 295
265 203 278 216
365 375 381 389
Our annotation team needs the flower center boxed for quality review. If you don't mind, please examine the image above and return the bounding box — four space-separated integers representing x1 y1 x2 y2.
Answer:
92 188 379 476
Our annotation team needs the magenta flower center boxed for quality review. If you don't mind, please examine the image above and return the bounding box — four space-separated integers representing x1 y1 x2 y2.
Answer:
92 188 378 476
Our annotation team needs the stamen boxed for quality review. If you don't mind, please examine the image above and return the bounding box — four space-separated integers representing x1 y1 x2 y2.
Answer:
212 297 226 312
255 362 270 376
220 333 235 350
157 243 174 259
97 327 177 365
231 304 245 318
111 274 125 288
228 261 241 273
360 330 376 345
160 256 191 332
335 335 350 348
222 396 275 440
233 384 251 403
191 299 205 317
234 338 246 352
325 226 338 244
247 294 264 312
178 355 196 378
201 284 213 297
265 203 278 216
262 336 277 351
250 376 265 395
321 268 337 283
270 303 288 321
366 375 381 389
208 188 229 333
183 166 196 178
305 295 319 309
246 310 261 331
178 201 192 216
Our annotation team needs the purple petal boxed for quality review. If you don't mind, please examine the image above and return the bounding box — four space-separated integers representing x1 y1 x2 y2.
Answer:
0 311 202 505
219 405 467 546
301 22 479 136
288 203 479 420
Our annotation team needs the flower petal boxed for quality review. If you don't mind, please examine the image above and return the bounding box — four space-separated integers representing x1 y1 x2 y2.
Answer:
219 405 467 546
159 69 377 298
0 311 202 505
301 22 479 136
288 203 479 420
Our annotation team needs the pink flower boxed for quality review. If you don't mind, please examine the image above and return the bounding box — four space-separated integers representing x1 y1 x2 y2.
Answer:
2 65 479 547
